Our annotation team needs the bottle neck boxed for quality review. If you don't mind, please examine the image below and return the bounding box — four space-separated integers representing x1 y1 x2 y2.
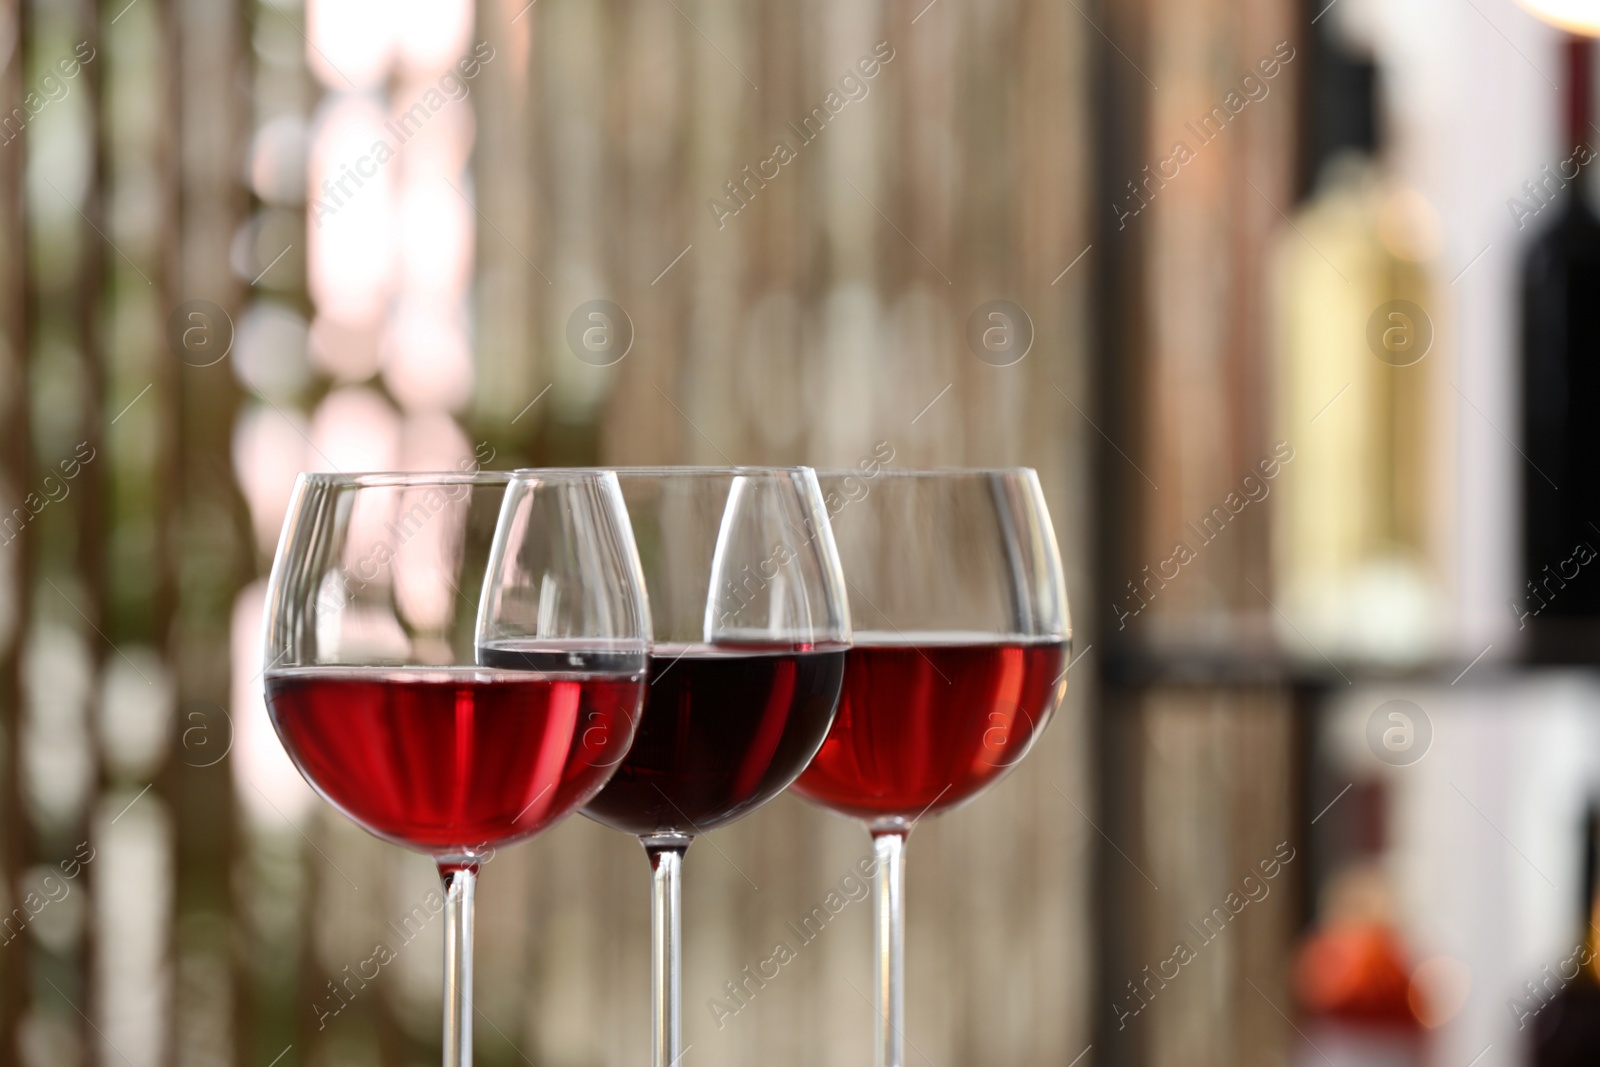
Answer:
1566 36 1595 209
1569 37 1592 152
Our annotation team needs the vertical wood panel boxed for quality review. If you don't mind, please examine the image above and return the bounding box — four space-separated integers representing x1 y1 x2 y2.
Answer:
1093 0 1305 1059
1138 690 1295 1067
0 0 33 1060
2 0 1097 1062
171 0 246 1062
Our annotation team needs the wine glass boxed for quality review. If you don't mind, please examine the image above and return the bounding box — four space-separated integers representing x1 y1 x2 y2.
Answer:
790 469 1070 1067
527 467 851 1067
263 471 650 1067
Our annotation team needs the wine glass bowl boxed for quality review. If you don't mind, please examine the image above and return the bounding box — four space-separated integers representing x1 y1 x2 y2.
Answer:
265 472 649 857
579 468 851 838
793 469 1068 823
262 470 651 1067
789 468 1069 1067
550 466 852 1067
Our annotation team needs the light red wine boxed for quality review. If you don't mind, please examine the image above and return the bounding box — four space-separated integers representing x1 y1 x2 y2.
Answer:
791 637 1067 821
574 645 845 837
265 666 645 854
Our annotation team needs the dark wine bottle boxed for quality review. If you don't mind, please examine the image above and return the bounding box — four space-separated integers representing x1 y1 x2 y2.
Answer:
1521 36 1600 662
1529 803 1600 1065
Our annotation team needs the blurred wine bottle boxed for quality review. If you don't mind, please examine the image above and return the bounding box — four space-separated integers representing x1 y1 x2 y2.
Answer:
1292 780 1426 1067
1272 52 1447 666
1520 37 1600 663
1529 803 1600 1065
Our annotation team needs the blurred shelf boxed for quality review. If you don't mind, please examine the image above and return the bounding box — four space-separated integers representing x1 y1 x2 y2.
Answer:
1098 641 1587 692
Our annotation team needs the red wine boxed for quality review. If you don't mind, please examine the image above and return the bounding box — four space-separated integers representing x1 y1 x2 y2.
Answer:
791 637 1067 821
573 645 846 836
265 666 645 853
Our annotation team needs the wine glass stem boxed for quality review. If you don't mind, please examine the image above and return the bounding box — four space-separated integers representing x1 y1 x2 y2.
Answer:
440 863 478 1067
644 836 690 1067
872 828 907 1067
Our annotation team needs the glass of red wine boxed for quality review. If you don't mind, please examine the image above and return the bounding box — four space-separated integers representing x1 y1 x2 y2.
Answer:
263 471 650 1067
492 467 850 1067
790 469 1070 1067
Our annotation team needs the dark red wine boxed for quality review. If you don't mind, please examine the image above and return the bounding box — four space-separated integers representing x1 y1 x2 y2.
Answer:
791 637 1067 821
265 667 644 853
572 645 845 836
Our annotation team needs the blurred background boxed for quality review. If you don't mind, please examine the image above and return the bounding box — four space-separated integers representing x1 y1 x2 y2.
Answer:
2 0 1599 1063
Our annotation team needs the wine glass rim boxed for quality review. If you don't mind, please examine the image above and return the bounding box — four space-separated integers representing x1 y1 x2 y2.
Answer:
509 465 814 477
811 466 1040 477
294 469 618 488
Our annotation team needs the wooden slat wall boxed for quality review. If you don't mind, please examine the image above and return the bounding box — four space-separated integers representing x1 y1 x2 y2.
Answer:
23 0 107 1062
169 0 247 1058
1122 0 1299 642
1 0 1098 1062
1092 0 1306 1059
1136 690 1297 1067
0 0 31 1055
0 0 248 1063
462 0 1099 1065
